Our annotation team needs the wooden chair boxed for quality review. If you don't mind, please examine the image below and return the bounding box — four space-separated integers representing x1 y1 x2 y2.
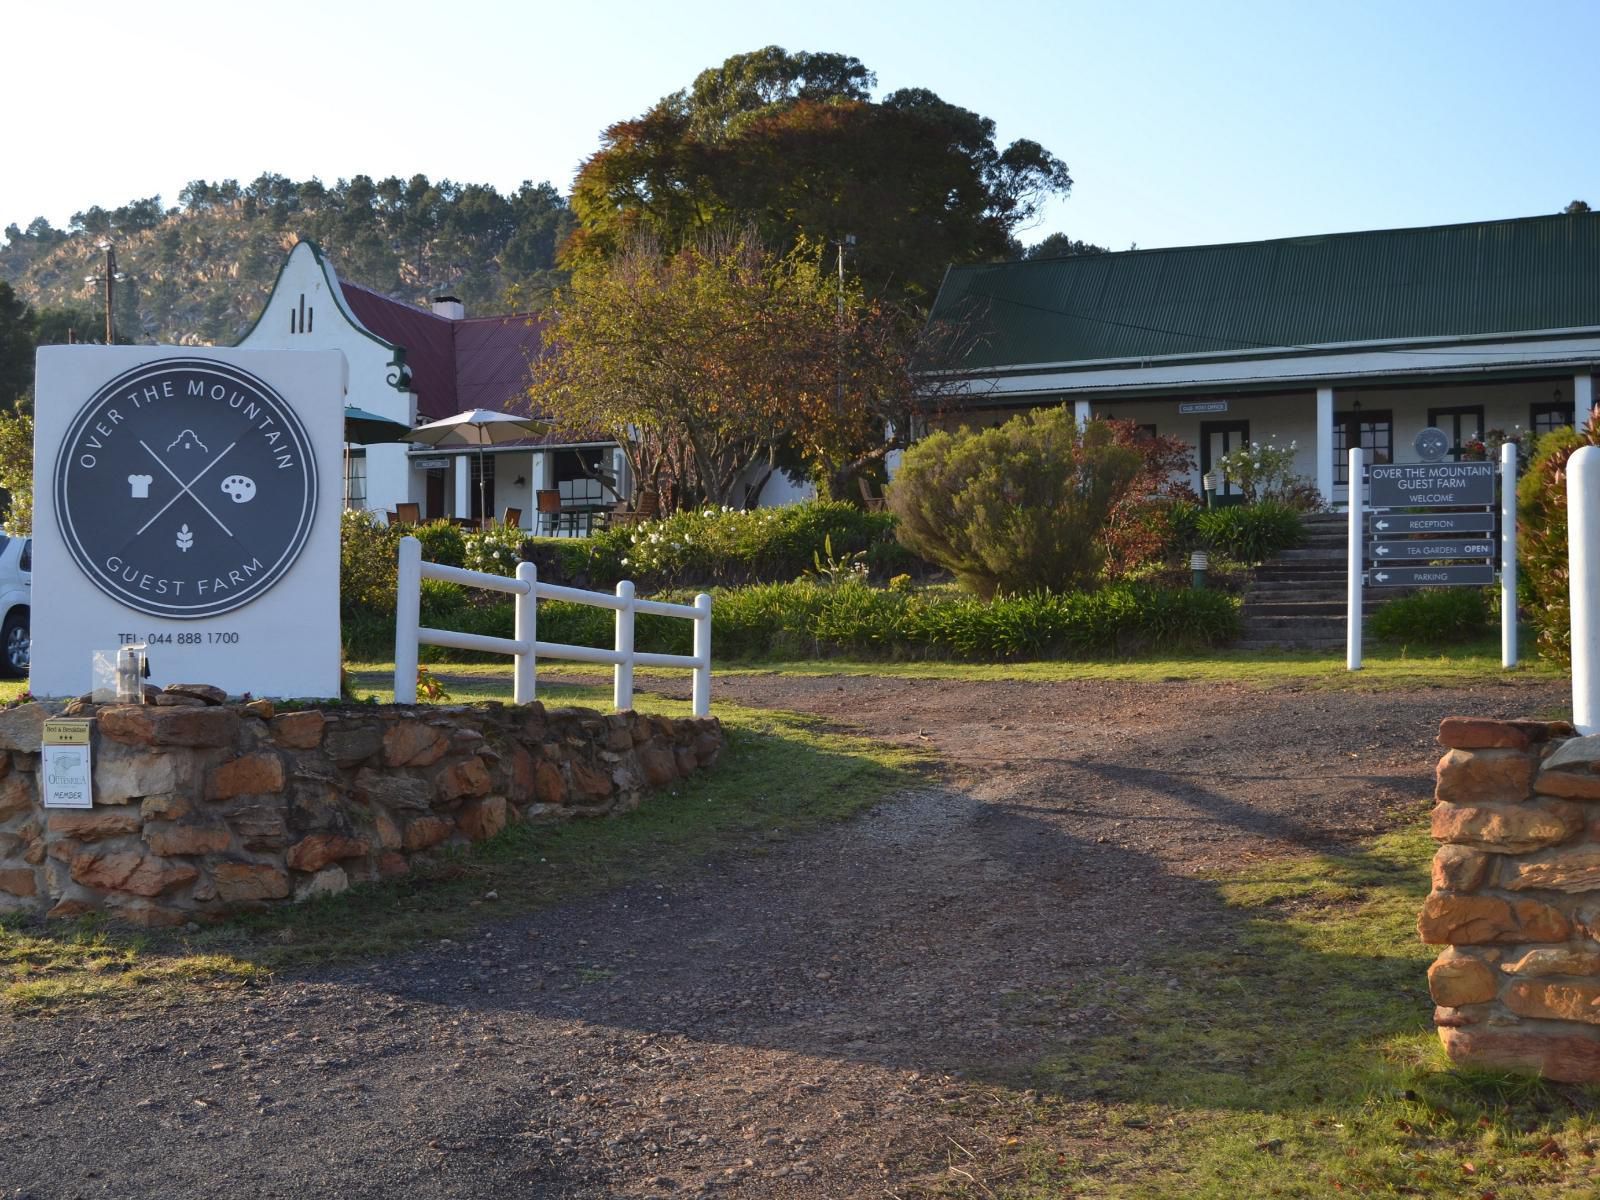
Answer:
857 477 887 513
394 502 421 526
535 489 564 536
501 506 523 530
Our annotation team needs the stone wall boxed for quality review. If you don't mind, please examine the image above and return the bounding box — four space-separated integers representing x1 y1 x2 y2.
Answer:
1421 716 1600 1082
0 695 722 927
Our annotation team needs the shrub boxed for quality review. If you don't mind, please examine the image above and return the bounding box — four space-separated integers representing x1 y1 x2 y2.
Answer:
888 409 1144 597
1370 588 1493 645
463 526 528 577
1195 501 1303 563
1519 420 1597 661
1102 420 1199 576
586 500 903 588
412 520 466 568
340 509 400 618
1213 438 1311 504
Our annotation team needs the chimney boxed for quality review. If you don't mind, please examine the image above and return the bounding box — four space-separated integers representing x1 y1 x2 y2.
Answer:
430 295 465 320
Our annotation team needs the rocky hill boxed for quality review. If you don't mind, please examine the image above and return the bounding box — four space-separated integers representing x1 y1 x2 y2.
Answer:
0 174 573 345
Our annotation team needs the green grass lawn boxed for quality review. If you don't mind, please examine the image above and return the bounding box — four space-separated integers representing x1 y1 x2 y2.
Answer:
343 636 1565 705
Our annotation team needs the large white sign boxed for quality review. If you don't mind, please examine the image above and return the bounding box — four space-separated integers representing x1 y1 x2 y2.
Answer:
32 347 346 698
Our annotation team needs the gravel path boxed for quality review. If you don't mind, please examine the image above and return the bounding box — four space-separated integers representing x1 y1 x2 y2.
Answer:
0 674 1566 1198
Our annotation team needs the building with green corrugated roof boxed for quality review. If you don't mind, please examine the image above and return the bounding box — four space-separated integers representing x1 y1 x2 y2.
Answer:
923 210 1600 504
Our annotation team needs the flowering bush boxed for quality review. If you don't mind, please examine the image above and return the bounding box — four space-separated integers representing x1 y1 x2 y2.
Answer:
463 526 527 577
1213 439 1306 503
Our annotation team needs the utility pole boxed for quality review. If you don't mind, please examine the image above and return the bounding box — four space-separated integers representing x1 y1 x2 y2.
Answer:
83 239 127 345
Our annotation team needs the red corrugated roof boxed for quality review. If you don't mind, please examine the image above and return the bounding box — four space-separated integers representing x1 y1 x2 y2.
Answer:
339 282 460 419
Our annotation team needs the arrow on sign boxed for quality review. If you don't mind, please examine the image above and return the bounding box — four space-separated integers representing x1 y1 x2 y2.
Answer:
1375 572 1390 583
1374 544 1391 556
1375 519 1389 531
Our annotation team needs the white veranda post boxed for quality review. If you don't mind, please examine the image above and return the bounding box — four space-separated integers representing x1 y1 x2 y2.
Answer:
1316 386 1335 506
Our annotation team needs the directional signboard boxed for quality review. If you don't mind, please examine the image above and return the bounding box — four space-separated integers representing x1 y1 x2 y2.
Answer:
1368 538 1495 561
1369 513 1496 536
1368 462 1495 508
1368 565 1496 587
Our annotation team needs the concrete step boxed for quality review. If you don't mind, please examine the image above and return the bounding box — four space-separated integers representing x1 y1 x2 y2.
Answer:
1233 638 1348 651
1244 600 1383 616
1276 548 1347 562
1239 614 1360 632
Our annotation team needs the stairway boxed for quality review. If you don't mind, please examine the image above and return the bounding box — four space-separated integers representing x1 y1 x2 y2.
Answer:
1234 512 1379 651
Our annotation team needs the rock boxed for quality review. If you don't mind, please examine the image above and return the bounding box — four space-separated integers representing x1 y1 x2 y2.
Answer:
296 865 348 900
1544 734 1600 772
436 757 492 802
383 721 448 768
637 744 679 788
270 710 326 750
70 850 198 897
533 760 568 806
371 809 402 851
212 861 291 902
225 802 289 851
93 743 181 805
1440 1025 1600 1083
458 796 507 842
153 693 206 707
46 809 141 840
675 747 698 775
204 753 286 800
376 852 409 878
143 823 232 857
285 832 369 873
1436 748 1534 805
1428 948 1499 1006
1430 800 1583 852
568 760 613 804
163 684 227 706
1504 978 1600 1024
46 897 96 919
244 699 276 720
1501 945 1600 976
107 901 189 927
0 703 47 752
1438 717 1534 751
1534 769 1600 800
1500 844 1600 893
323 725 383 768
353 769 435 813
402 816 453 852
1418 893 1571 944
0 867 36 896
106 705 240 748
0 773 33 820
139 794 192 822
693 731 722 766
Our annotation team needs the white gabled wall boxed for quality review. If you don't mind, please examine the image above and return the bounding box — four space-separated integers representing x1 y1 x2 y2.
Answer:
237 242 417 517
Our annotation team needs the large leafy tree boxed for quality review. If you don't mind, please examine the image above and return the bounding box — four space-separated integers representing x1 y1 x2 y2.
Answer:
529 229 911 510
566 47 1073 308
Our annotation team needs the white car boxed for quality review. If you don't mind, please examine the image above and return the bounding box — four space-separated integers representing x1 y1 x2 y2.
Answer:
0 535 31 678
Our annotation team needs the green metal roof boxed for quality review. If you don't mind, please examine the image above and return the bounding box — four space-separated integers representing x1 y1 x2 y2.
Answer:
929 211 1600 371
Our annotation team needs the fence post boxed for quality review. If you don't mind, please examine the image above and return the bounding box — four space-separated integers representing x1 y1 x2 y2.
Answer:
1501 440 1519 670
614 580 635 711
1346 447 1364 671
514 561 537 705
394 536 422 703
692 592 712 717
1569 445 1600 732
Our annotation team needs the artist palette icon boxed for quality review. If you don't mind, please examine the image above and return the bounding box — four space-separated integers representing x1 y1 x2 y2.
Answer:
220 474 256 504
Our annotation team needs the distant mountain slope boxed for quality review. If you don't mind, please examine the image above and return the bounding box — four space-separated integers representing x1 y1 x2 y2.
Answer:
0 173 573 345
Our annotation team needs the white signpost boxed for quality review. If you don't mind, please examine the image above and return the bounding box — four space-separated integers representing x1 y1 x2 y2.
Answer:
32 347 346 698
1569 445 1600 733
1347 434 1518 671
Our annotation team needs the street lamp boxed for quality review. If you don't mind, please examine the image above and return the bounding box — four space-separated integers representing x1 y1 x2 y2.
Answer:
83 238 127 345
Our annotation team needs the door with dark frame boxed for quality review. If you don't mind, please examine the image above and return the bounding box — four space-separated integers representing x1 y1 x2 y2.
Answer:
1427 405 1487 460
1199 419 1251 505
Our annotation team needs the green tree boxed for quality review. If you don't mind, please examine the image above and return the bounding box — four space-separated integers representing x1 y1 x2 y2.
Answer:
0 409 33 533
529 228 906 510
888 408 1143 597
0 283 35 411
1024 232 1108 259
567 46 1073 308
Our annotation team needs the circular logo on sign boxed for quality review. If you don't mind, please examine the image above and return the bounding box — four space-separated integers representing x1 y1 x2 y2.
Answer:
1414 426 1451 462
54 358 318 619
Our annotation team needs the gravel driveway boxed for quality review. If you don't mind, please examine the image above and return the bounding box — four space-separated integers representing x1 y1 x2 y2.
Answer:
0 674 1566 1198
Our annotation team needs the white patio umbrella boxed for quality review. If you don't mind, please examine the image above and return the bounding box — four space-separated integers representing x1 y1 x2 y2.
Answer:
408 409 551 524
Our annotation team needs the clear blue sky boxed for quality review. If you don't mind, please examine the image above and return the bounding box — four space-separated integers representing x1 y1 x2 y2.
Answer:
10 0 1597 254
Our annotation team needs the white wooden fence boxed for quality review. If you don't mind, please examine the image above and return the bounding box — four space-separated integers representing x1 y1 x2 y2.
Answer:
392 536 712 715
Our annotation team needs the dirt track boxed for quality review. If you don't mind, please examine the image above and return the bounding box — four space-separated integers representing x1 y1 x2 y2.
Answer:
0 674 1565 1198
